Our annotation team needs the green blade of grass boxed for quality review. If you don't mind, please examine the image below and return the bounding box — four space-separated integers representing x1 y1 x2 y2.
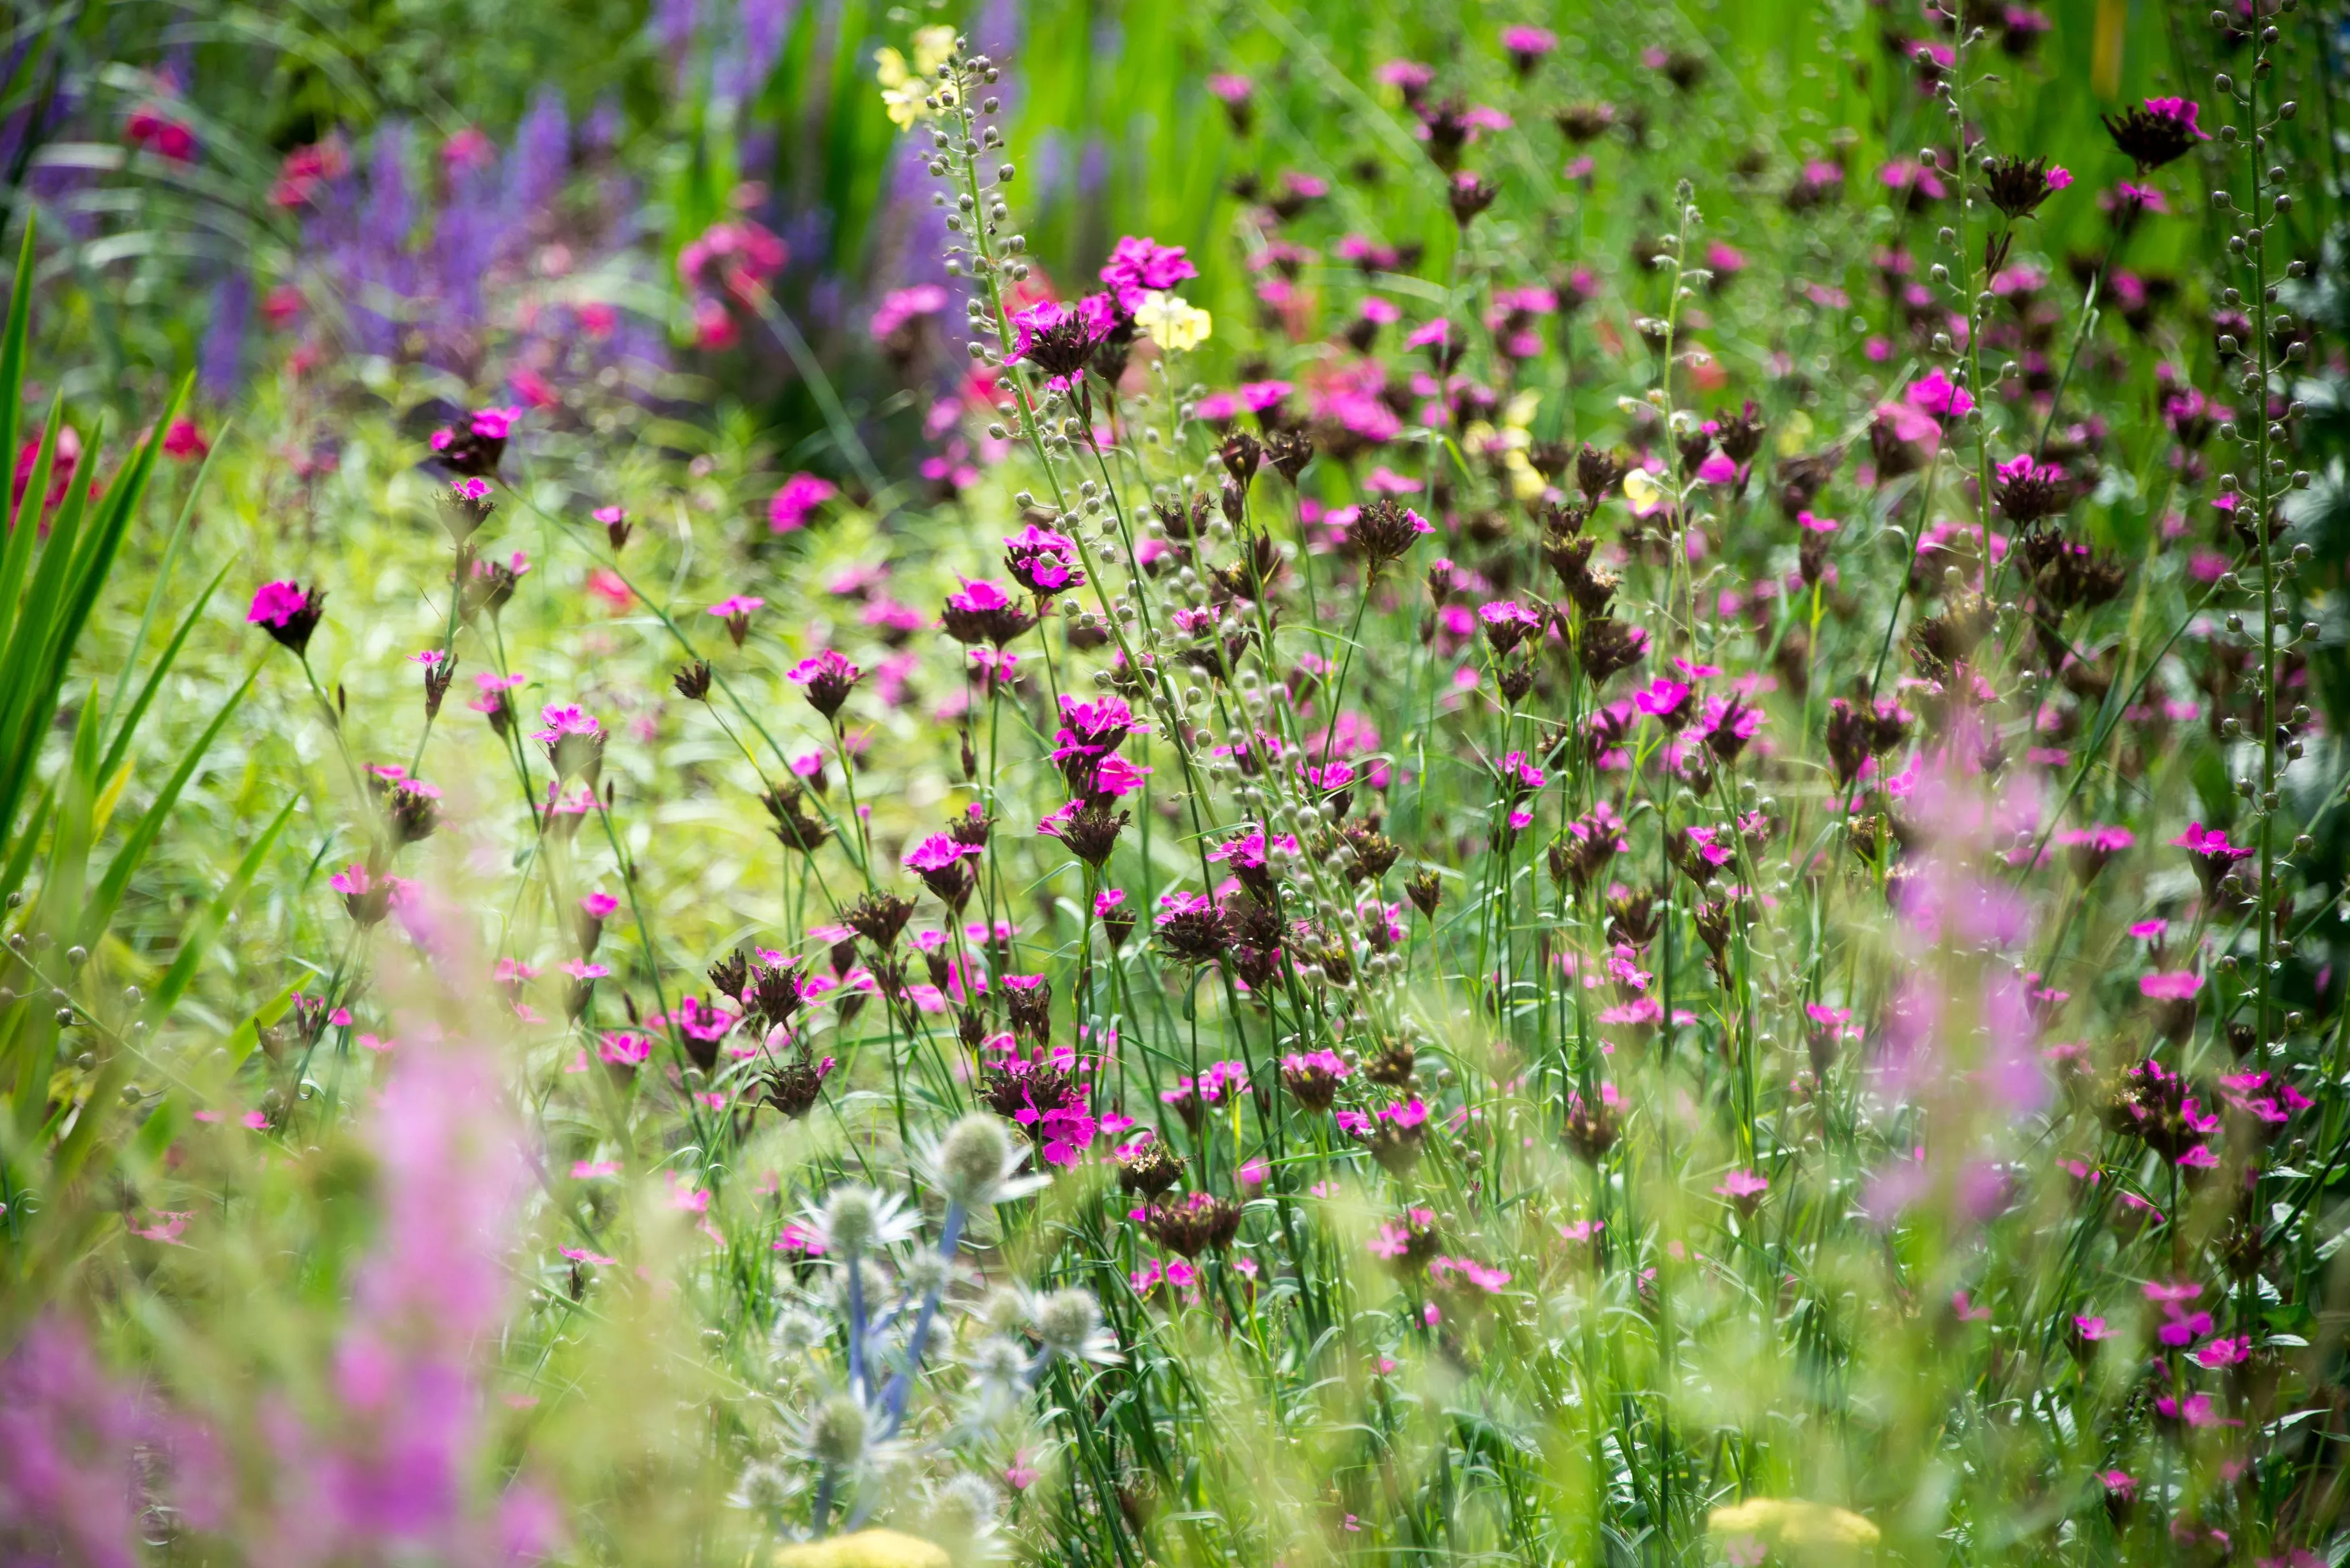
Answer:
80 670 255 948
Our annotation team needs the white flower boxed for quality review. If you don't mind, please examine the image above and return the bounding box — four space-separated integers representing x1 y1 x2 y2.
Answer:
807 1183 920 1255
1028 1287 1120 1366
924 1114 1047 1210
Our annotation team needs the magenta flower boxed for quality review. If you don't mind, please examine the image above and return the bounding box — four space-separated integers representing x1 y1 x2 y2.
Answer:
2172 820 2253 892
785 649 862 719
2103 97 2209 171
1714 1169 1769 1206
2138 971 2202 1001
768 472 838 533
1099 236 1198 311
706 594 763 647
1476 599 1545 655
1633 677 1696 729
247 579 326 656
941 577 1038 647
1004 523 1087 594
1907 367 1975 422
1007 294 1118 385
869 283 949 341
530 704 605 783
1500 25 1557 75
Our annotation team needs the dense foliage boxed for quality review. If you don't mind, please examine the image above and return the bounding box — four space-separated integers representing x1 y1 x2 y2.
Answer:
6 2 2350 1566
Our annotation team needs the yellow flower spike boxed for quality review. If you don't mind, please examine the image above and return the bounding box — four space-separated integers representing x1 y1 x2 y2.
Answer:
1133 290 1212 352
775 1528 954 1568
1708 1498 1881 1554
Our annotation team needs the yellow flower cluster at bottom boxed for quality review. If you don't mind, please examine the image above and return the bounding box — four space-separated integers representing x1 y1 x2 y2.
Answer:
1708 1497 1881 1552
775 1527 953 1568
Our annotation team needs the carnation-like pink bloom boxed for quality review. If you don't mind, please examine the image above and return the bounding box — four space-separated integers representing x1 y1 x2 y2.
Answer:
1099 236 1197 310
769 472 838 533
903 834 982 874
247 580 308 626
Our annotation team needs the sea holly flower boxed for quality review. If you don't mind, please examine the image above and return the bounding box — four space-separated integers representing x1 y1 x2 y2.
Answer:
247 580 326 657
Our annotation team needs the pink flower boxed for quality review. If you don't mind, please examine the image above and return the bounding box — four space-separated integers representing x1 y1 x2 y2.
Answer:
1100 236 1198 310
2138 971 2201 1001
580 891 620 919
161 417 209 460
1714 1169 1769 1203
246 580 310 627
869 283 949 340
1907 367 1975 422
769 472 838 533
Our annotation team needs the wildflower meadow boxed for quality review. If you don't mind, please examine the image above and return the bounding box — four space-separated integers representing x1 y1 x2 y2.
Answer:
6 1 2350 1564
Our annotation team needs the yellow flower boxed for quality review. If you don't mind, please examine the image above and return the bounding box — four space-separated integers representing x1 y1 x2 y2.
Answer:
876 26 960 129
1622 466 1665 513
1133 290 1212 353
1708 1498 1880 1552
775 1528 953 1568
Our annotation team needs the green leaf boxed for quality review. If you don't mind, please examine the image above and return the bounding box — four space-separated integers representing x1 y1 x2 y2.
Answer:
0 216 29 497
98 558 235 787
80 671 254 947
222 979 299 1070
144 797 298 1023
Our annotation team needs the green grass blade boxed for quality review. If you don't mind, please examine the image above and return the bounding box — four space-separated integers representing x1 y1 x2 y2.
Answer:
103 416 225 743
97 557 233 786
0 399 62 654
141 796 298 1023
80 670 254 947
0 785 49 908
0 216 30 493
